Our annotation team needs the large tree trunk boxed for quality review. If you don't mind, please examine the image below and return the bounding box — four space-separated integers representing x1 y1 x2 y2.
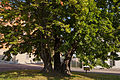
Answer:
42 58 53 72
61 49 74 75
53 36 61 72
68 53 73 72
53 51 61 72
38 40 53 72
40 48 53 72
35 2 53 72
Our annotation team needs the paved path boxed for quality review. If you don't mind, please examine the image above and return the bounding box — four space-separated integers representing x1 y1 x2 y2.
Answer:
0 64 43 72
0 64 120 75
72 67 120 75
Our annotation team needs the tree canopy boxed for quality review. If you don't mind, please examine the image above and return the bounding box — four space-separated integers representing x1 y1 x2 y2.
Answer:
0 0 119 74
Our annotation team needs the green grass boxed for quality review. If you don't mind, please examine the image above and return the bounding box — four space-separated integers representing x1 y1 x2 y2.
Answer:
0 70 120 80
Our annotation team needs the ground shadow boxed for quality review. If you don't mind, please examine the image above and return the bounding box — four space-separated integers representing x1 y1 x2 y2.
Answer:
0 64 120 80
0 70 75 80
0 64 71 80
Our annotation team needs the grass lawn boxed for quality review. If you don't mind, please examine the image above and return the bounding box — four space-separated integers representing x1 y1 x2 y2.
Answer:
0 70 120 80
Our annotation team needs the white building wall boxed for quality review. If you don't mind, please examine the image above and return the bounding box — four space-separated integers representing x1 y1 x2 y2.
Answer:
112 52 120 68
0 49 42 64
112 61 120 68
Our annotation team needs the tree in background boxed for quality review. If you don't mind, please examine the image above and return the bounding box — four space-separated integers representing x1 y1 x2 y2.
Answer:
95 0 120 67
0 0 119 75
0 0 54 72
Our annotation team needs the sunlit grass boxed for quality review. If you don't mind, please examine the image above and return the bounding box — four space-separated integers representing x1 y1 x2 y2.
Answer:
0 70 120 80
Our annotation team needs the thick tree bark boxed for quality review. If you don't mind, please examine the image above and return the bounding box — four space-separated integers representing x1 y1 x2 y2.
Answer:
61 49 74 75
40 48 53 72
68 53 73 72
53 35 61 72
53 51 61 72
38 40 53 72
42 58 53 72
34 2 53 72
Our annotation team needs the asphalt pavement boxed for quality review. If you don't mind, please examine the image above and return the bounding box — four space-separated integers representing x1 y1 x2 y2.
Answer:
0 64 120 75
0 64 43 72
72 67 120 75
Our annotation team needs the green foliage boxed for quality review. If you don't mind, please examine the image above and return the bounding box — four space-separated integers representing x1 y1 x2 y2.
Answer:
0 0 119 69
